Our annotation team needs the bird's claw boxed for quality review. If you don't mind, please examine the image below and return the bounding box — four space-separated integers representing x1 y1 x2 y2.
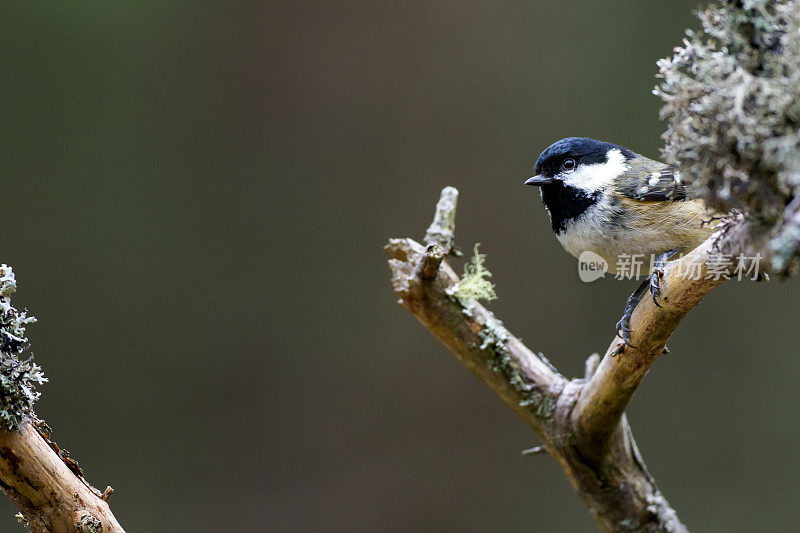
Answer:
615 316 637 349
614 272 660 350
650 268 664 308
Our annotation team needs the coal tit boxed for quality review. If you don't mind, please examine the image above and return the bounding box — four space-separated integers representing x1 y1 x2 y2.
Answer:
524 137 716 347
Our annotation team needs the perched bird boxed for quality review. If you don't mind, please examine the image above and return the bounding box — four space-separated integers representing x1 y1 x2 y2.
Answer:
524 137 717 346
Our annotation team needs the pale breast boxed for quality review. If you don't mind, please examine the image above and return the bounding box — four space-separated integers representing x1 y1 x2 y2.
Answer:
555 195 717 276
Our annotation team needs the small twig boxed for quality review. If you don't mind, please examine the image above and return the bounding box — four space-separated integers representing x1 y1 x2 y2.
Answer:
101 487 115 502
424 186 458 253
420 245 444 280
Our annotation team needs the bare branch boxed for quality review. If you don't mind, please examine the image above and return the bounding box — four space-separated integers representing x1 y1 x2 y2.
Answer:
0 423 124 533
572 236 728 442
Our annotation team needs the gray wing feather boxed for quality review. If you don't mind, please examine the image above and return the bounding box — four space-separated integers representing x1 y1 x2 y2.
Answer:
616 156 687 202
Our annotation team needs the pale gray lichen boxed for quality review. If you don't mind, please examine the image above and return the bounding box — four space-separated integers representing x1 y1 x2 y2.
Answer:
75 513 103 532
480 316 529 396
655 0 800 270
0 265 45 431
447 244 497 302
645 492 682 533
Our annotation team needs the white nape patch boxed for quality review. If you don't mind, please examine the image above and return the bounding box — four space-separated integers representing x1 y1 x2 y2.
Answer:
560 148 628 192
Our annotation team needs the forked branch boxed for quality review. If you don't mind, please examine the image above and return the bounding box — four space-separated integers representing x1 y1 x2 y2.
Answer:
386 187 733 532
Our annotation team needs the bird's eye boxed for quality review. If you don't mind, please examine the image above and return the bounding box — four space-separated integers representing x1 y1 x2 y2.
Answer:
562 158 576 170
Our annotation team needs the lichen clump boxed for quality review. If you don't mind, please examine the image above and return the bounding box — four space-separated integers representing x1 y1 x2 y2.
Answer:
448 243 497 302
656 0 800 223
472 308 556 420
0 265 44 430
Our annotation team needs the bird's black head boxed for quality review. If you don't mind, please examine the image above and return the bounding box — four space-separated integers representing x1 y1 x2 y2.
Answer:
532 137 634 179
525 137 635 233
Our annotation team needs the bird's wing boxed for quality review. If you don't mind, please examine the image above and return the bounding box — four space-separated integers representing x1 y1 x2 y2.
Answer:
615 156 688 202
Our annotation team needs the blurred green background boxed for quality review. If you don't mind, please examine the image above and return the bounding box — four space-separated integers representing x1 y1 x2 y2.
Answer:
2 1 798 531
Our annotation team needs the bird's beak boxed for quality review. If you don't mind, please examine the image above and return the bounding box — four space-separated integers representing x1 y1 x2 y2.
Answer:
524 175 553 186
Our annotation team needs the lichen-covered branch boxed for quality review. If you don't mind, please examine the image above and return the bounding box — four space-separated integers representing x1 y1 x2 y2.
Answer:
386 236 562 437
656 0 800 274
386 187 716 532
0 267 125 532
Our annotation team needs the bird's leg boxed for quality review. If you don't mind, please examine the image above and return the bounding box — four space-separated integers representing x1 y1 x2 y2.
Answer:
649 249 678 307
615 250 679 349
615 279 650 348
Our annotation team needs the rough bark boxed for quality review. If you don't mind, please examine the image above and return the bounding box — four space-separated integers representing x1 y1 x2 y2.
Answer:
0 423 124 533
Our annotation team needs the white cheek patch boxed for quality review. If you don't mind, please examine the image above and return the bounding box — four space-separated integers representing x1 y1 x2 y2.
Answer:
561 148 628 191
